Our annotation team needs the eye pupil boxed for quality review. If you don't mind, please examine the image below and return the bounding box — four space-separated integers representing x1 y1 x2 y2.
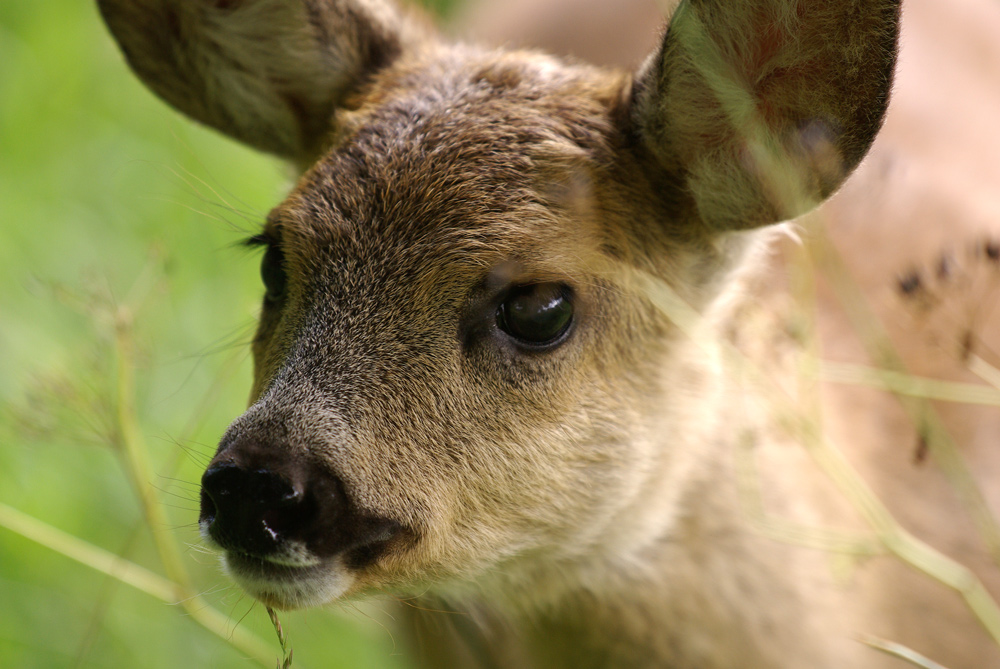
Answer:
497 283 573 347
260 244 287 303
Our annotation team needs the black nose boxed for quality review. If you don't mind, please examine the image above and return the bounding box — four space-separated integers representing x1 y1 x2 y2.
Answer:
198 438 407 567
200 462 315 556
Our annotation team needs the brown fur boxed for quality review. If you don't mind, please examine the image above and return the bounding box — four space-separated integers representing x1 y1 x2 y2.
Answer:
456 0 1000 666
95 0 1000 667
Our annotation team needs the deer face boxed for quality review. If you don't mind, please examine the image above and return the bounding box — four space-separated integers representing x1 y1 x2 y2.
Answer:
206 53 719 608
98 0 899 611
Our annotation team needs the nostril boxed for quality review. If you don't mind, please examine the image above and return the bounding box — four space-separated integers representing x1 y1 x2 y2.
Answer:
199 462 311 556
198 450 408 567
199 486 217 524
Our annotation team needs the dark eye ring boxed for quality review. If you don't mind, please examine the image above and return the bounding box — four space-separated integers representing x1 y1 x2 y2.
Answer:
260 242 287 303
496 283 574 348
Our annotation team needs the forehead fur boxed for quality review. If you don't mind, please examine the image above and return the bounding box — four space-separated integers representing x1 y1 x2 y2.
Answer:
271 46 641 271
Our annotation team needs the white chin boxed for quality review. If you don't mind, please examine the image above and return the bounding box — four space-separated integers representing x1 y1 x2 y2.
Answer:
222 552 356 609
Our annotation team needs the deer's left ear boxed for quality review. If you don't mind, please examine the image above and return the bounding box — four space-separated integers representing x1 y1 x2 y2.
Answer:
98 0 433 165
631 0 901 231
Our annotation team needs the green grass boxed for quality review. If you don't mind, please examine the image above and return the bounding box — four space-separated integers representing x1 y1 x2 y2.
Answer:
0 0 458 666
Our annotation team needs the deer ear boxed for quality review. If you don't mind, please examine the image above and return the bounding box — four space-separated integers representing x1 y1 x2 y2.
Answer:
98 0 431 163
631 0 900 231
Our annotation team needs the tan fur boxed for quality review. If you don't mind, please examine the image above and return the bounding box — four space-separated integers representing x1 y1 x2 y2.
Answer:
97 0 1000 667
457 0 1000 666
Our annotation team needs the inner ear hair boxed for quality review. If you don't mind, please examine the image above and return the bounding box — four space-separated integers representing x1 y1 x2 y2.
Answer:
630 0 901 232
98 0 434 163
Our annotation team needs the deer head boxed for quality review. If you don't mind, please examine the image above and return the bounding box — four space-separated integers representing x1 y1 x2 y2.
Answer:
98 0 899 614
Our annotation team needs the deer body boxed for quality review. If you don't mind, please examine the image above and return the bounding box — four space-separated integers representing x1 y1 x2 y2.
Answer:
97 0 1000 666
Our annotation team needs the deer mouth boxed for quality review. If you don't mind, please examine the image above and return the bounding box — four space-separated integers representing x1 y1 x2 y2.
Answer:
199 458 409 608
208 523 406 609
220 550 356 609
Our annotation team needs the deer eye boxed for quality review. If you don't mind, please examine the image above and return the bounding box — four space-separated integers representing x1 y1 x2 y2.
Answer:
260 243 287 303
497 283 574 348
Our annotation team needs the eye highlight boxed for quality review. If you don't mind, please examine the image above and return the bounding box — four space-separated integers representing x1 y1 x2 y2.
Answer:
496 283 574 348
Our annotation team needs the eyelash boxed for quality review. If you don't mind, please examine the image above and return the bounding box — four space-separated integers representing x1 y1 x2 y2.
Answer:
244 233 273 248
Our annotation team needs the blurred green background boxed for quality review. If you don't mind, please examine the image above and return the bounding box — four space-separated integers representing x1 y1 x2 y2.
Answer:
0 0 457 666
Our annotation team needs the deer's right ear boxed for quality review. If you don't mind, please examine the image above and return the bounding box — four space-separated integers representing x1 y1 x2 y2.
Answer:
631 0 900 233
98 0 431 163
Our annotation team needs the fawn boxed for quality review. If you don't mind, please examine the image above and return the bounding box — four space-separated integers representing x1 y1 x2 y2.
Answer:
97 0 1000 666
